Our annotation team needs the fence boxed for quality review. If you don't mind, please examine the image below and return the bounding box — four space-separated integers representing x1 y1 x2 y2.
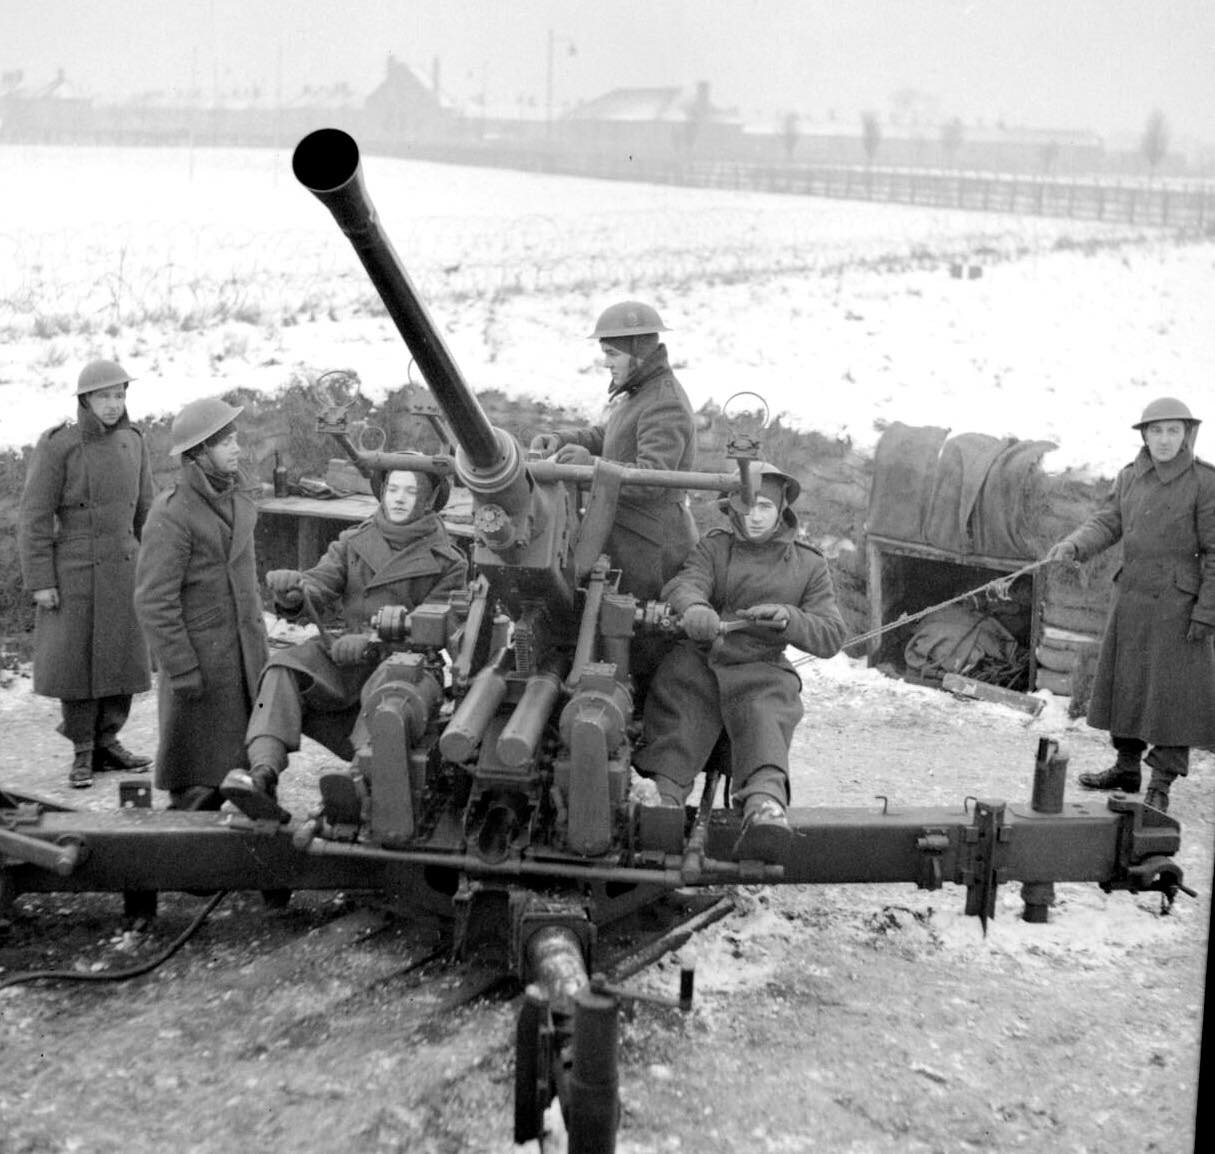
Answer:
388 141 1215 231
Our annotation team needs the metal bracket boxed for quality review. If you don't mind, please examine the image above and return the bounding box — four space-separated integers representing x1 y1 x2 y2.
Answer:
961 799 1009 933
118 780 153 809
915 828 950 891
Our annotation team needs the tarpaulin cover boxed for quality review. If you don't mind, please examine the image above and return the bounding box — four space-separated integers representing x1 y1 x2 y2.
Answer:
867 422 1056 559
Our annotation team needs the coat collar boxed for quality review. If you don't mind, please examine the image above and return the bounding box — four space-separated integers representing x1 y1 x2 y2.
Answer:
609 343 672 399
77 401 131 442
182 461 257 556
1133 444 1194 484
347 513 447 586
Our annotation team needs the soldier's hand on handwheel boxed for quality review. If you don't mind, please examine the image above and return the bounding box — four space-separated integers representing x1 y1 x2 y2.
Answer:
266 569 304 607
739 603 790 630
681 603 721 642
529 433 562 456
32 587 60 611
330 633 371 666
554 444 594 466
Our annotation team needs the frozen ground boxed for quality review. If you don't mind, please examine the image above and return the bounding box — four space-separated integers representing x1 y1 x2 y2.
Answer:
2 144 1213 478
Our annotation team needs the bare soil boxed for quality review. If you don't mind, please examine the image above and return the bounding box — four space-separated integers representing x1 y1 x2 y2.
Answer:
1 661 1209 1154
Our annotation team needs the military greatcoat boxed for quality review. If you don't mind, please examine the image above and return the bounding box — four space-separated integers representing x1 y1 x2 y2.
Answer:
253 512 467 758
636 515 848 794
1063 445 1215 753
134 462 269 792
18 405 153 700
562 343 698 600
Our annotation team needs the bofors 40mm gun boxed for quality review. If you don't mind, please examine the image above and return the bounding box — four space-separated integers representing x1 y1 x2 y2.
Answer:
0 127 1191 1152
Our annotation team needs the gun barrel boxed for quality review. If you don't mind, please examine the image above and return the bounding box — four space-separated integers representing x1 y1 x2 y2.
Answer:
292 128 500 472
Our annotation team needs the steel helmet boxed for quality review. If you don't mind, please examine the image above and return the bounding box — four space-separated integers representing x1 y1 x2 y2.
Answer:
170 397 244 457
76 359 133 395
370 455 451 512
724 461 802 509
588 301 669 341
1132 397 1199 429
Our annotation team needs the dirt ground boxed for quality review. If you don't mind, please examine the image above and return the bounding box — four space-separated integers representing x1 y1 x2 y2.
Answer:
1 657 1210 1154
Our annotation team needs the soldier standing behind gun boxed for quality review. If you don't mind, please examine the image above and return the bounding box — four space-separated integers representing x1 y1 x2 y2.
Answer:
530 301 698 602
1044 397 1215 811
18 360 154 789
135 398 269 811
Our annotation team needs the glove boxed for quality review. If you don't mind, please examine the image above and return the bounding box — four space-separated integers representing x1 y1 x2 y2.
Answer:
1045 541 1078 564
32 587 60 611
529 433 562 456
554 444 594 466
266 569 304 607
169 668 205 701
681 604 721 642
739 603 791 631
330 632 373 666
1187 621 1215 644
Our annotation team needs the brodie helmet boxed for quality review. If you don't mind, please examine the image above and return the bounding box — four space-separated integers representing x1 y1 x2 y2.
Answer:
369 454 451 512
721 460 802 515
170 397 245 457
588 301 669 341
1132 397 1199 429
76 359 133 395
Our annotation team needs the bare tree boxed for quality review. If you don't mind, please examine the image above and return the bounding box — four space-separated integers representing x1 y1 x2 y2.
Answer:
782 111 800 161
1140 109 1169 181
861 111 882 167
940 117 964 168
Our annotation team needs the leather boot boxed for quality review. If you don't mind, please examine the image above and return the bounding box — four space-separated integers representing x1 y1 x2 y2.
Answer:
95 741 151 772
1077 758 1141 793
220 765 290 823
1143 771 1176 813
68 748 94 789
733 794 793 863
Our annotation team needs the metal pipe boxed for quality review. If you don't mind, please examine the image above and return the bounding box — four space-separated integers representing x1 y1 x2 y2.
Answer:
292 128 501 471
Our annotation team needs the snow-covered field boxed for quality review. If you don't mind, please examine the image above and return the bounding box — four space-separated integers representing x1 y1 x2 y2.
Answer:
3 144 1213 478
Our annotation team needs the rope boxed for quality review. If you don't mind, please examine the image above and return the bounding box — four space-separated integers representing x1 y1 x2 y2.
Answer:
791 557 1049 669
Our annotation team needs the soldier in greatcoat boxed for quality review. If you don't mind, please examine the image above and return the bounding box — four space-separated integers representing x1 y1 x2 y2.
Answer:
530 301 699 602
219 466 467 822
18 360 154 788
134 397 268 810
634 462 848 861
1046 397 1215 811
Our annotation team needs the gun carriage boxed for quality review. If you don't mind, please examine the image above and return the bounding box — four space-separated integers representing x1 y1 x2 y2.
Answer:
0 129 1190 1151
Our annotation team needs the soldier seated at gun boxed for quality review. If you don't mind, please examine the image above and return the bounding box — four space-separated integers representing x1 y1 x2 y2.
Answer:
220 466 467 821
634 462 848 862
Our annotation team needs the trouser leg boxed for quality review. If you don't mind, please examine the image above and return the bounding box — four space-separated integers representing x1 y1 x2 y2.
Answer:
1112 735 1147 769
93 694 133 748
58 699 100 751
1142 746 1189 813
246 667 304 755
731 764 789 808
1145 745 1189 779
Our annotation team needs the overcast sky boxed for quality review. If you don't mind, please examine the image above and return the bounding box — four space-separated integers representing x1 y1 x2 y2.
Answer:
3 0 1214 142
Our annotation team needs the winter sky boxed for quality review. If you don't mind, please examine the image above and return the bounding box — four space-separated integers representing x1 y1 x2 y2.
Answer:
2 0 1215 143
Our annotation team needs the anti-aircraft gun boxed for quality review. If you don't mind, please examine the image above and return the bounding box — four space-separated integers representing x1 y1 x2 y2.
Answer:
0 127 1193 1153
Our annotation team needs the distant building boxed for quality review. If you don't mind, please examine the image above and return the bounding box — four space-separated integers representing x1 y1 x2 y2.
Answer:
562 82 742 164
